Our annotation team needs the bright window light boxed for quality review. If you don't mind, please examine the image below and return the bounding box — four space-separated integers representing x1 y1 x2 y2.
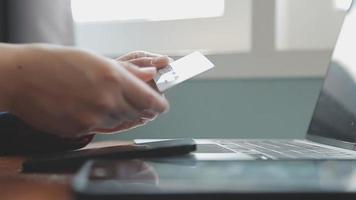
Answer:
71 0 225 23
333 0 353 11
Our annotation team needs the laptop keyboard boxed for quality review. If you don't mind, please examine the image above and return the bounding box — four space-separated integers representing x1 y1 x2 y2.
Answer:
215 140 356 160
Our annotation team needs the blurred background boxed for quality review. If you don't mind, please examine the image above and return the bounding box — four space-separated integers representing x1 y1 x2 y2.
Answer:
70 0 350 141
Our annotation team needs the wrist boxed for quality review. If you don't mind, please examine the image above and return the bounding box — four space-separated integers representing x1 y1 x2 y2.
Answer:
0 44 27 111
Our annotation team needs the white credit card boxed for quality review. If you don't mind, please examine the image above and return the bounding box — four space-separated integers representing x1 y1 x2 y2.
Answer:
154 51 215 92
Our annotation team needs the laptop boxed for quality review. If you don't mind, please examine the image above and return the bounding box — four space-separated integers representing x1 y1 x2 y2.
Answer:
136 1 356 161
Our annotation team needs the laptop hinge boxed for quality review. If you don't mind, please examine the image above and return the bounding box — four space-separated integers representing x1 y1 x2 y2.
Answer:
306 135 356 151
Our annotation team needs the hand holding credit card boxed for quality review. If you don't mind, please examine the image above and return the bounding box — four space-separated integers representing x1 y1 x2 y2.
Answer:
154 52 215 92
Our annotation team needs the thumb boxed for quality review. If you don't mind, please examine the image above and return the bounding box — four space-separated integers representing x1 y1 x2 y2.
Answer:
122 63 157 82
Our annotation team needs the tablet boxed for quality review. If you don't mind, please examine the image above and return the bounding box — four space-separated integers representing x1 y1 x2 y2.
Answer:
72 159 356 200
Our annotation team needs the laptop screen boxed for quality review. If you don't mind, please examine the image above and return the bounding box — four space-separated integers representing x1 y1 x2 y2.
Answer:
307 3 356 143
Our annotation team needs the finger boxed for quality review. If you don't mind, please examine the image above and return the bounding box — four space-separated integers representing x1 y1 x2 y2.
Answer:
118 51 164 61
121 69 170 113
94 118 147 133
129 57 170 69
122 63 157 82
140 110 158 120
147 80 160 93
97 96 140 130
96 110 157 133
112 98 141 120
120 62 161 93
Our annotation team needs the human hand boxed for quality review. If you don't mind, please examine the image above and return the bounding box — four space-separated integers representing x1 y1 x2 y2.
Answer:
94 51 173 133
7 45 169 138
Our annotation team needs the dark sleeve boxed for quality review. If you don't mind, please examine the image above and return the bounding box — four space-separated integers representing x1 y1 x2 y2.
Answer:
0 113 94 155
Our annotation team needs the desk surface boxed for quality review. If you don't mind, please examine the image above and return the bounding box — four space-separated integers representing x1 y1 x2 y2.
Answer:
0 141 131 200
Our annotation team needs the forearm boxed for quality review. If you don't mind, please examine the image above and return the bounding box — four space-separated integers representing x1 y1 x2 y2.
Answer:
0 44 96 154
0 43 24 111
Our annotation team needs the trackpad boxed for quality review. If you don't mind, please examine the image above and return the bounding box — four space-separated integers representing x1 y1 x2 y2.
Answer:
196 144 235 153
194 144 254 160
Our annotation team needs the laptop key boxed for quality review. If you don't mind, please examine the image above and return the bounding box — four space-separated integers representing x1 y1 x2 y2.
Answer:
216 140 355 159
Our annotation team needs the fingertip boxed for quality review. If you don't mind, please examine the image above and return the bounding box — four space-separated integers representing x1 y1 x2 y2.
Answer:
139 67 157 82
152 56 171 68
157 96 170 114
146 96 169 114
141 67 157 76
123 63 157 82
163 99 170 113
140 110 158 119
122 72 170 115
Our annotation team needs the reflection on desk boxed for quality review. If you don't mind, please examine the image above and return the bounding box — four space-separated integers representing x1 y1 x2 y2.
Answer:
0 141 132 200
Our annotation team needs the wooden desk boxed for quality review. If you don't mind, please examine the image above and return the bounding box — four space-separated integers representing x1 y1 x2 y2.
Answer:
0 141 132 200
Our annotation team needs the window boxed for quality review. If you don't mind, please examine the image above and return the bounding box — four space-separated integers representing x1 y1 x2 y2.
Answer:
72 0 348 79
333 0 353 11
71 0 225 22
72 0 251 57
276 0 348 50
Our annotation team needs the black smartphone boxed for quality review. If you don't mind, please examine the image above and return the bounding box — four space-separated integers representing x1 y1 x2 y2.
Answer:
22 139 196 173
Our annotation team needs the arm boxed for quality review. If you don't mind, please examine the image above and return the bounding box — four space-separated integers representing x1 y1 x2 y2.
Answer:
0 44 170 154
0 44 93 155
